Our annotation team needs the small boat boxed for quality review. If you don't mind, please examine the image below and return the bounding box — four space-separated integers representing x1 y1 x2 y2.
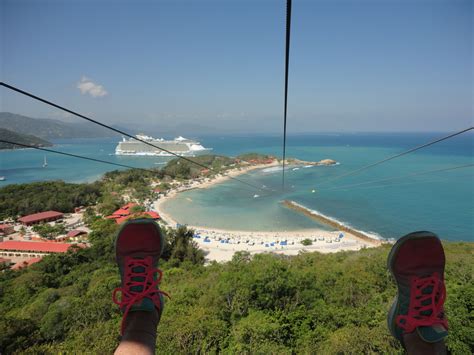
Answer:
253 194 260 198
292 167 300 171
42 155 48 168
0 176 5 181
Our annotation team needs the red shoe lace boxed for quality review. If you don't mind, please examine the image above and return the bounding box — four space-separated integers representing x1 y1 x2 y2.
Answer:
112 256 170 335
396 272 448 333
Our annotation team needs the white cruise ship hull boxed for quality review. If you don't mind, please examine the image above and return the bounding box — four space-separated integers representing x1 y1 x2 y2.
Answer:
115 136 211 157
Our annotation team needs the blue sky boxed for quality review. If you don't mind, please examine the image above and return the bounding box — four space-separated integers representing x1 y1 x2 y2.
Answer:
1 0 472 133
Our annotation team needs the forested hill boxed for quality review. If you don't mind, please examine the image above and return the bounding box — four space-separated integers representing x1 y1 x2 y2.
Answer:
0 169 472 353
0 224 472 353
0 112 120 139
0 128 52 150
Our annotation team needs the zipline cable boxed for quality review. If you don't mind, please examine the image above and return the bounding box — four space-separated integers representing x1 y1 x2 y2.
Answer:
0 82 268 193
325 163 474 192
281 0 292 190
0 139 149 171
317 127 474 187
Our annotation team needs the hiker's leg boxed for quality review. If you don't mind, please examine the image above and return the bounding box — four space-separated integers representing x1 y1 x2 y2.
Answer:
403 331 446 355
112 220 168 355
115 310 160 355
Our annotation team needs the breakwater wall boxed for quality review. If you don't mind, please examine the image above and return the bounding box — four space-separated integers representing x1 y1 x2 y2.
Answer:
281 200 382 246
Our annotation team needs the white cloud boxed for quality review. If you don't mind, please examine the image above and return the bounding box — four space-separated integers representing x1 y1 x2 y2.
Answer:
77 76 108 98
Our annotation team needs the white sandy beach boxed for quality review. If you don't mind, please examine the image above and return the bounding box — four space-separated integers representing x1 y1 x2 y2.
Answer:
152 162 381 262
187 227 375 262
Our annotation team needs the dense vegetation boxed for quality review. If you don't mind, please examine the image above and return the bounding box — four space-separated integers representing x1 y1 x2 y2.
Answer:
162 155 235 179
0 218 472 354
0 181 102 219
236 152 275 162
1 163 471 353
0 128 52 150
0 168 163 219
162 153 274 180
32 223 67 240
0 153 276 220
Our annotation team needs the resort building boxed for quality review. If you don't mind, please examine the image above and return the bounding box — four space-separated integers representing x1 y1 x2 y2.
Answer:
18 211 64 226
55 229 89 242
66 229 88 239
105 203 160 224
0 241 75 261
0 224 14 235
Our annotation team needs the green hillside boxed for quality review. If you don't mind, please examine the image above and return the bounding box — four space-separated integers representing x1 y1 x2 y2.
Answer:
0 167 472 354
0 222 472 353
0 112 119 139
0 128 52 150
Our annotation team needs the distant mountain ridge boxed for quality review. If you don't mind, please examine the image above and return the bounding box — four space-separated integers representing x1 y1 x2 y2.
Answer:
0 128 53 150
0 112 121 139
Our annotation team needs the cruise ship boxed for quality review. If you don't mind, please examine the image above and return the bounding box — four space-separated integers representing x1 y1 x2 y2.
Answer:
115 134 211 156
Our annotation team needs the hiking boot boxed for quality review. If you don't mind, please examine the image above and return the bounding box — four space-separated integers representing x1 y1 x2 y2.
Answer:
112 218 169 335
387 231 448 347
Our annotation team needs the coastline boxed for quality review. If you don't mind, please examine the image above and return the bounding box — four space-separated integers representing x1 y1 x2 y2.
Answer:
153 162 383 262
153 161 279 227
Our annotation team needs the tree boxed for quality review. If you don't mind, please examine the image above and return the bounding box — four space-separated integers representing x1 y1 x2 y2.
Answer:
130 205 146 213
32 224 66 240
162 227 205 266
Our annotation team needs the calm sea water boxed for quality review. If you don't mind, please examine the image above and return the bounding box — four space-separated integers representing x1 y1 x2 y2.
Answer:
1 133 472 241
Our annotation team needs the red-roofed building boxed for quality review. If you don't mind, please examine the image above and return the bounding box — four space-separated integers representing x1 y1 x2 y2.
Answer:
0 241 74 254
18 211 64 226
12 257 43 270
0 224 14 235
145 211 160 219
67 230 88 238
108 212 160 225
108 203 138 217
112 208 131 216
0 241 86 264
105 203 160 224
113 211 161 225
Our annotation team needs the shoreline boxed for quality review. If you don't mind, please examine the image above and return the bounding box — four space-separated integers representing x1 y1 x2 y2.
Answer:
153 162 383 261
153 161 279 227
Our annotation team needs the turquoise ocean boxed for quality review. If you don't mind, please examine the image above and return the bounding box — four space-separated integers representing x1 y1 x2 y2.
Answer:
0 133 472 241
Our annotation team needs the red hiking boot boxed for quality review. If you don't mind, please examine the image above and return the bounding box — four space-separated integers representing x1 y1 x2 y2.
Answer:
112 219 169 335
387 231 448 347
